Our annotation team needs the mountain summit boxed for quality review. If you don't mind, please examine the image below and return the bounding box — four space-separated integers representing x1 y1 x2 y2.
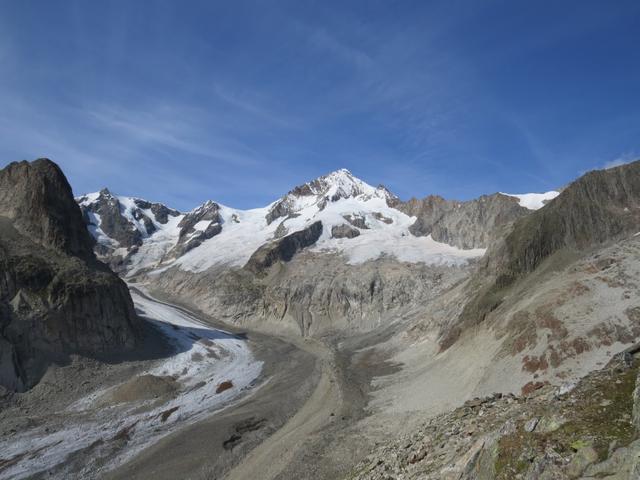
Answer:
266 168 397 225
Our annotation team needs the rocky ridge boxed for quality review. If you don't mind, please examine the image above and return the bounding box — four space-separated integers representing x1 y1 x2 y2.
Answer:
265 168 398 225
444 160 640 350
398 192 532 249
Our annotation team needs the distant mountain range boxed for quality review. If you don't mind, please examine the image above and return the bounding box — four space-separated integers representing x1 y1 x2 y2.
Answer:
75 168 557 277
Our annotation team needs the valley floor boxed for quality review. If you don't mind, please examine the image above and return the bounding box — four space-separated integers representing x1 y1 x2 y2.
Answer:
106 289 411 480
0 289 264 479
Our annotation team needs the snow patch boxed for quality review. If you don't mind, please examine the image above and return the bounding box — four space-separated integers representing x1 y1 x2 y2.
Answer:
169 205 278 273
502 191 560 210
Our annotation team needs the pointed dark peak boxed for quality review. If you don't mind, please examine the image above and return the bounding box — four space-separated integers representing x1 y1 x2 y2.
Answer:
0 158 96 261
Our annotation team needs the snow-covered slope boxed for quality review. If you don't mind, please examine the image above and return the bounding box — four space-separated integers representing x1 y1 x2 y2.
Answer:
79 170 542 277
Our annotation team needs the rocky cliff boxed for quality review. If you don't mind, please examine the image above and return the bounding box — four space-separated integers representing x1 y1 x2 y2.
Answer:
0 159 96 261
398 192 530 249
0 159 140 392
148 246 472 338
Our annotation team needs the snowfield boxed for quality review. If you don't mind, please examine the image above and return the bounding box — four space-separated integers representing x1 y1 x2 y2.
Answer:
0 288 263 480
502 190 560 210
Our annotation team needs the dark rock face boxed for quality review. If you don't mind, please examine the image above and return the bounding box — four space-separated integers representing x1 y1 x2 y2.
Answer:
245 221 323 274
266 199 295 225
0 159 96 261
343 214 369 229
331 224 360 239
82 189 144 249
491 161 640 286
177 200 222 238
77 189 180 251
172 200 223 256
135 199 176 225
0 159 140 392
398 193 530 249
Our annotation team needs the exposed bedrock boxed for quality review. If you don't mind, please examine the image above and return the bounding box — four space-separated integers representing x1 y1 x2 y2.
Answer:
149 252 471 337
331 223 360 239
398 192 530 249
245 221 323 274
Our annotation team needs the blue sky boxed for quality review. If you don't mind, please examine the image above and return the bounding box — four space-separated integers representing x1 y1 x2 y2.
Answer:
1 1 639 210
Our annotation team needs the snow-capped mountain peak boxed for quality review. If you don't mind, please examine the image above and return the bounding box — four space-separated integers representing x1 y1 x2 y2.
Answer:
266 168 396 225
300 168 392 202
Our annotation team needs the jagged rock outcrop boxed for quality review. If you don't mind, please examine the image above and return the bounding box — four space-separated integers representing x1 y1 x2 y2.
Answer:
245 221 323 274
134 199 178 224
173 200 222 256
0 159 96 261
0 159 140 392
399 193 530 249
331 224 360 239
77 188 181 253
82 189 145 252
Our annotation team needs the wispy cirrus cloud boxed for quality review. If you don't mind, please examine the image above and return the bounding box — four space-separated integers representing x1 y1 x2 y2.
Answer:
85 103 265 167
2 1 640 209
305 26 373 70
212 84 303 129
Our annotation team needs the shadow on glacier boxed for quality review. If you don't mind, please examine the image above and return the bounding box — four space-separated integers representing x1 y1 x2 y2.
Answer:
97 310 249 364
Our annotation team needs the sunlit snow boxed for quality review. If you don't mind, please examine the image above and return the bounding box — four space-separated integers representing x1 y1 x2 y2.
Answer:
502 191 560 210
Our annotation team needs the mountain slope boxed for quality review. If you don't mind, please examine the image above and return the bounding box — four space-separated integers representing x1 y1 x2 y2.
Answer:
368 161 640 419
449 160 640 348
0 159 140 392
